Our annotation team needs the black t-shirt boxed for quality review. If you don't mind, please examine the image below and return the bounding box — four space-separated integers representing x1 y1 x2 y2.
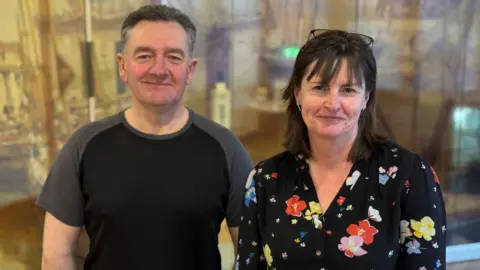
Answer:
36 109 253 270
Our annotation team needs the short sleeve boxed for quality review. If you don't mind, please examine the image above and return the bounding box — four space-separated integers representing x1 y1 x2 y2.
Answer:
398 156 447 270
236 168 268 269
225 139 254 227
35 129 88 227
190 112 254 227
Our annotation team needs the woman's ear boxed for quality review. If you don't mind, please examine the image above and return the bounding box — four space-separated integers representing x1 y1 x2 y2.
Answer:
294 87 301 101
364 92 370 108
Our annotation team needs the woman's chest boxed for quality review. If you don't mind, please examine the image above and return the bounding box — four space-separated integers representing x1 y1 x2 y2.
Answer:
259 179 403 269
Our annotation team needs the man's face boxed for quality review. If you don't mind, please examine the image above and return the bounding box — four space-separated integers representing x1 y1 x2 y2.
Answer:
117 20 197 107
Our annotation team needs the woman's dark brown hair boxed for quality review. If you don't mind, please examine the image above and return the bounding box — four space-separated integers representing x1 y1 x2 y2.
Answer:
282 29 385 162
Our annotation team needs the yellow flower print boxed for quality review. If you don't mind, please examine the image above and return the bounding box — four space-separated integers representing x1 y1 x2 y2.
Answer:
410 216 436 241
304 202 322 221
291 219 298 224
309 201 322 214
263 244 273 266
304 210 313 220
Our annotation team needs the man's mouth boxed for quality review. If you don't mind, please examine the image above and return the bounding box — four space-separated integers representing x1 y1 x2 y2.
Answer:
142 81 173 86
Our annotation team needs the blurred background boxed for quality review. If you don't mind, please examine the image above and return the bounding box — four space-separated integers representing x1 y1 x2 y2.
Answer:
0 0 479 269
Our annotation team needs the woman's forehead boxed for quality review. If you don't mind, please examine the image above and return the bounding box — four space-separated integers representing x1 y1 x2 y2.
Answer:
305 58 363 86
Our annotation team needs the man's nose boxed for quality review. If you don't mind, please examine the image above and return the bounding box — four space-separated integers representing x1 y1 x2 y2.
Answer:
149 56 168 75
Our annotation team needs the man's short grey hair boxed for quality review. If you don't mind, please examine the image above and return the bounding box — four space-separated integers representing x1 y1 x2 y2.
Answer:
120 4 197 55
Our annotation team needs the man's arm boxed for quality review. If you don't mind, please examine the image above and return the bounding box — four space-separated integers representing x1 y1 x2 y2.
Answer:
228 226 239 270
228 226 239 257
73 228 90 268
42 213 82 270
36 125 99 269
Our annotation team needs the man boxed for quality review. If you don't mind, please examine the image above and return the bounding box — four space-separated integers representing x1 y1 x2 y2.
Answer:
36 4 252 270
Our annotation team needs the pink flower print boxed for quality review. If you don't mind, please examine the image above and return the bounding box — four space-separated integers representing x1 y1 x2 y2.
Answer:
387 166 398 177
338 235 368 258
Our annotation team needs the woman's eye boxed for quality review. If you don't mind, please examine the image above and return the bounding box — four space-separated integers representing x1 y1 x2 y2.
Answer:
343 87 356 93
313 85 327 91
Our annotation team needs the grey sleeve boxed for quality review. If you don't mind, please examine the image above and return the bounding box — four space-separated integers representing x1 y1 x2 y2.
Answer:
35 120 113 227
192 113 254 227
224 136 254 227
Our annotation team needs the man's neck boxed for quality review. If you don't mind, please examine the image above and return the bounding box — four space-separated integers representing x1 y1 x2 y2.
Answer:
308 130 357 170
124 101 189 136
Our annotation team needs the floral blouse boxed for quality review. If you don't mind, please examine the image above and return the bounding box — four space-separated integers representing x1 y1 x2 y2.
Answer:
236 142 446 270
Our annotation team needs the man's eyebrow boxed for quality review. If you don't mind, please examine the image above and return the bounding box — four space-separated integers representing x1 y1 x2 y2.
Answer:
164 47 186 57
133 46 155 54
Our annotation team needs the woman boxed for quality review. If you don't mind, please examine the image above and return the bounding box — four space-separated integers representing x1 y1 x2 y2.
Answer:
236 29 446 270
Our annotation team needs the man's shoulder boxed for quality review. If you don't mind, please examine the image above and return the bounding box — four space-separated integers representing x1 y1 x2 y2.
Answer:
190 110 245 154
190 110 253 176
191 110 238 140
63 113 122 152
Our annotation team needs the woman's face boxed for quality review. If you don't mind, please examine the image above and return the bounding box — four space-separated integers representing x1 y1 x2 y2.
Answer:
295 59 369 140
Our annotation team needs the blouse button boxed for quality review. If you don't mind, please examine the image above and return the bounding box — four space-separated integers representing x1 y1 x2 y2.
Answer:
316 249 322 256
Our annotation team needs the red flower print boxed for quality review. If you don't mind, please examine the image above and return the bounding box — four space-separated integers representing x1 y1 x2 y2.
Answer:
431 167 440 184
346 220 379 245
337 196 346 206
271 172 278 179
285 195 307 217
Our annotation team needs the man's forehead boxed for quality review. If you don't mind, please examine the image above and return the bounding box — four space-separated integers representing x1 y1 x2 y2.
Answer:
126 20 189 51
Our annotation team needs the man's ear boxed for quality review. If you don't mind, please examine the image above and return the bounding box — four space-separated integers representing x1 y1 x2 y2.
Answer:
116 53 128 83
186 57 198 85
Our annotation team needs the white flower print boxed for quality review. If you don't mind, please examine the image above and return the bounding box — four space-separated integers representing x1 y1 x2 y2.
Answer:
346 170 361 190
400 220 413 244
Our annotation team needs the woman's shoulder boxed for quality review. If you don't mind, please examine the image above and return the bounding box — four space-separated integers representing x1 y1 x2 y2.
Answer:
373 140 431 178
251 151 300 181
255 150 302 168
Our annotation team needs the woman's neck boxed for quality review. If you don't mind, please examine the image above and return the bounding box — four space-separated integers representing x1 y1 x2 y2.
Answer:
308 132 357 170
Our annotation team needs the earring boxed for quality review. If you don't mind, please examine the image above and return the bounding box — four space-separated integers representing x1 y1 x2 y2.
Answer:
297 104 302 111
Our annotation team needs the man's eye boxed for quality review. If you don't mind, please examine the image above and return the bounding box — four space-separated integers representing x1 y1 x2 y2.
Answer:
137 54 151 60
168 55 183 62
